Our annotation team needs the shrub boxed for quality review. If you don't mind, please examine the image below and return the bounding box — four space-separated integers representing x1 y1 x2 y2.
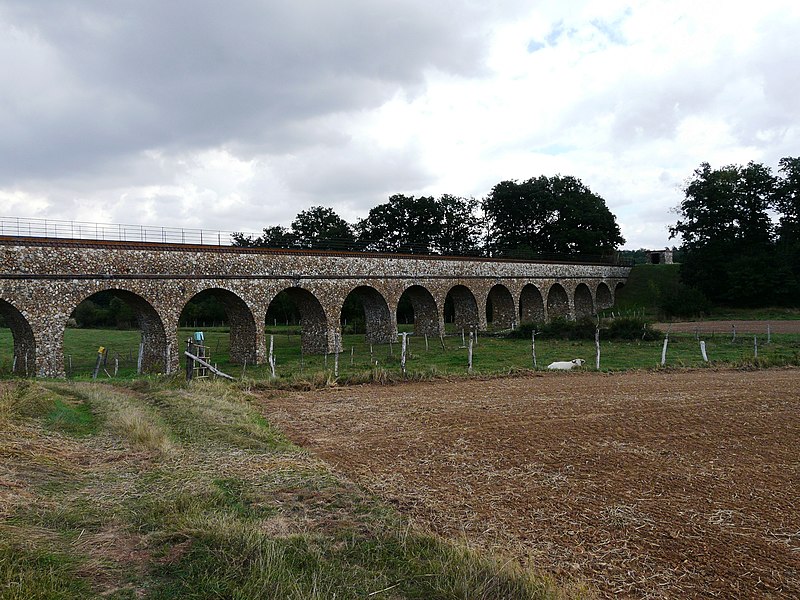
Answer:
605 317 662 341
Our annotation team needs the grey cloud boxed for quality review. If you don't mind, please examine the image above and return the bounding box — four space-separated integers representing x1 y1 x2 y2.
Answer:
0 1 525 183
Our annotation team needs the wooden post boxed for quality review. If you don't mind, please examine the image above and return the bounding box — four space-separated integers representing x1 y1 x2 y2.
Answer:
531 330 537 369
754 335 758 359
400 332 407 376
731 324 736 343
114 356 119 377
12 355 16 373
350 346 354 366
700 340 708 362
661 335 669 367
595 325 601 370
468 337 473 374
269 335 275 378
92 346 104 380
334 336 339 378
165 343 171 375
767 323 771 344
185 339 193 381
68 355 72 377
461 328 465 347
439 334 446 351
137 342 144 375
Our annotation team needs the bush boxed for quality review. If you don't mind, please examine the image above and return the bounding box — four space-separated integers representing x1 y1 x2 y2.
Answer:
511 318 597 340
605 317 662 341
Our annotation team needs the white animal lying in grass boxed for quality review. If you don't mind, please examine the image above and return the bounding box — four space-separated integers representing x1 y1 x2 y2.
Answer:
547 359 585 370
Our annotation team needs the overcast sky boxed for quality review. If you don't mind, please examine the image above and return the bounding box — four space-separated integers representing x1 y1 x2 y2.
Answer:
2 0 798 249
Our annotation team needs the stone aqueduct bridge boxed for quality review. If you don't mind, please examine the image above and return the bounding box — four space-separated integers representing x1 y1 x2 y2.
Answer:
0 237 631 378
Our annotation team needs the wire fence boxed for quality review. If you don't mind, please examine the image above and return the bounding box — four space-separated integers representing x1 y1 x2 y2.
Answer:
0 215 633 265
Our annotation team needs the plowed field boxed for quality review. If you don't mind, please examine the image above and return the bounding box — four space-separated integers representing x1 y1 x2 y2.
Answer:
261 369 800 598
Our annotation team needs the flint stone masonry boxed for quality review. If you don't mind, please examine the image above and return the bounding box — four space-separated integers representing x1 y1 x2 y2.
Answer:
0 238 631 378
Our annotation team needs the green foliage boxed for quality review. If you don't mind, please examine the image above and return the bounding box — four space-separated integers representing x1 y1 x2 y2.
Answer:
483 175 624 256
605 317 662 341
671 158 800 307
657 283 713 319
511 318 598 340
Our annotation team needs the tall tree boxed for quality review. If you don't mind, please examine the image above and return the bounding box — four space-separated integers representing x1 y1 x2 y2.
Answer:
482 175 624 257
290 206 355 250
435 194 481 255
357 195 442 254
670 161 792 306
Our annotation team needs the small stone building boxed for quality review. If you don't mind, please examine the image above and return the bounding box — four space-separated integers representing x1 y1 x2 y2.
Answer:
647 248 673 264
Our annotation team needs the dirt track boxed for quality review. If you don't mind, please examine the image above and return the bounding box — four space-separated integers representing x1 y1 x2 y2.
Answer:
655 320 800 334
261 369 800 598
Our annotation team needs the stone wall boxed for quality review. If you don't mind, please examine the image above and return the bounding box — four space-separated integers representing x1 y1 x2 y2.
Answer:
0 238 631 377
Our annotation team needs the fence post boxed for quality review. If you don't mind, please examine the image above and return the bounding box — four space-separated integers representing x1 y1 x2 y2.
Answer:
700 340 708 362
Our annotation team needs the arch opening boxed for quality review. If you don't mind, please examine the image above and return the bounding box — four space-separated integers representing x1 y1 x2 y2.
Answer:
520 284 545 324
179 288 257 365
546 283 570 321
486 284 515 330
397 285 439 336
0 299 35 376
596 282 613 311
574 283 595 319
341 286 393 343
267 288 328 354
445 285 479 332
66 289 167 376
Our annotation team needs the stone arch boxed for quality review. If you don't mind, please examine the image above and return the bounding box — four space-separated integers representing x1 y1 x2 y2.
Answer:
519 284 545 324
445 285 479 331
0 299 36 376
574 283 595 319
546 283 570 320
398 285 440 336
486 284 515 329
179 288 257 365
268 288 328 354
596 282 613 310
68 288 168 374
341 285 394 343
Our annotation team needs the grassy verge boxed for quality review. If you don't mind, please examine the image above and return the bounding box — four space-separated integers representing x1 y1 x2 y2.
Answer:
2 325 799 382
0 379 582 599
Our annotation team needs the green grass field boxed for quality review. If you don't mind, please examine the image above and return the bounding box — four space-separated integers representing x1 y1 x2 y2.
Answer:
2 324 799 382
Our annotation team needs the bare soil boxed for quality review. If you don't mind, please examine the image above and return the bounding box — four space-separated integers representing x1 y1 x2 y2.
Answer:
261 369 800 599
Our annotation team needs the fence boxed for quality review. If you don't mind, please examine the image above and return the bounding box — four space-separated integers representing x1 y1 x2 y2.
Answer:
0 215 633 265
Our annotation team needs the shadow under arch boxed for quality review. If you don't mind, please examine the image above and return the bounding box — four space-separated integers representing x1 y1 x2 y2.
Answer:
179 288 257 365
486 284 515 330
574 283 595 319
445 285 479 331
519 284 545 324
268 288 328 354
341 285 393 343
397 285 440 336
0 298 35 376
547 283 570 321
596 282 613 311
67 288 168 374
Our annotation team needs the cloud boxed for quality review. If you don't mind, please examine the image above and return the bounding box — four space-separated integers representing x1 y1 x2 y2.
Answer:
0 0 798 250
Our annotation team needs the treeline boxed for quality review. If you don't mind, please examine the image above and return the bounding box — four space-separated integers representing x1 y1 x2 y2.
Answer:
671 157 800 307
233 175 625 258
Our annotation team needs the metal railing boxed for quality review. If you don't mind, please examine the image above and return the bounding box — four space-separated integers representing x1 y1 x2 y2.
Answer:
0 215 633 266
0 216 234 246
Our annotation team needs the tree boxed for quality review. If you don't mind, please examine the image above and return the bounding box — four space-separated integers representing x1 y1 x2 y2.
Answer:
482 175 624 257
290 206 356 250
435 195 481 255
231 226 294 248
776 157 800 243
669 160 799 306
357 195 442 254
